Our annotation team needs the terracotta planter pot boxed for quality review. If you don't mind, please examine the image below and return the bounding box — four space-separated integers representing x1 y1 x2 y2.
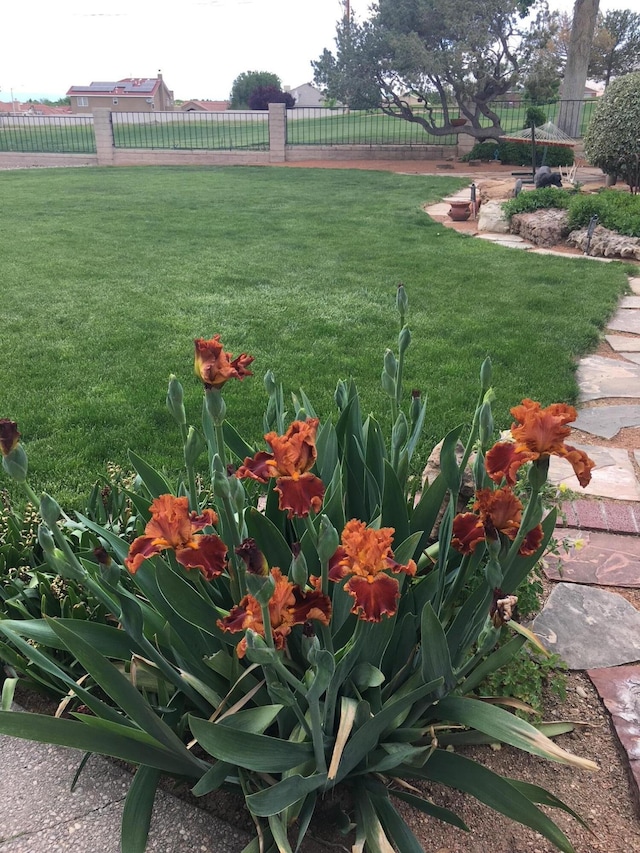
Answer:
451 118 467 127
447 200 471 221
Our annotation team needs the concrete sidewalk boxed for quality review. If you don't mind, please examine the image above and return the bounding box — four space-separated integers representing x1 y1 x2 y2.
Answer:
0 706 249 851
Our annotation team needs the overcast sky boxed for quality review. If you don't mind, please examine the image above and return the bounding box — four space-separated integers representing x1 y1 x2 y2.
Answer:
0 0 630 102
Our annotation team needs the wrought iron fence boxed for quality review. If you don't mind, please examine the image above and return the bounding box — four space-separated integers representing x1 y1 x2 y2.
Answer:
0 115 96 153
286 99 598 146
286 108 457 146
111 111 269 150
486 98 598 139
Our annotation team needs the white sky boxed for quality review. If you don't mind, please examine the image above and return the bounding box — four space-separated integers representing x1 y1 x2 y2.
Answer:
0 0 635 102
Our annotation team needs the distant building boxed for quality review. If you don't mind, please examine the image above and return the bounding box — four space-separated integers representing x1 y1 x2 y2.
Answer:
179 100 230 112
0 101 72 115
284 83 326 108
67 75 174 113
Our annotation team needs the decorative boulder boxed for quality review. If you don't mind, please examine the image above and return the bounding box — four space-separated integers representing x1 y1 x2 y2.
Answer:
475 179 516 204
477 200 510 234
422 440 475 541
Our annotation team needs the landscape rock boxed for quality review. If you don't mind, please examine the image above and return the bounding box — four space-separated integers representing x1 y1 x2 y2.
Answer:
567 224 640 260
532 582 640 669
510 208 571 247
422 440 475 540
477 200 510 234
475 179 516 203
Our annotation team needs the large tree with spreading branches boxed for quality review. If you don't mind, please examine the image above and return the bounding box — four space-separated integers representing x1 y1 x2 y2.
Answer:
313 0 549 140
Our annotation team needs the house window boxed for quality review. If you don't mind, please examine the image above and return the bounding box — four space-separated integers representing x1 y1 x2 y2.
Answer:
112 98 119 105
77 97 88 107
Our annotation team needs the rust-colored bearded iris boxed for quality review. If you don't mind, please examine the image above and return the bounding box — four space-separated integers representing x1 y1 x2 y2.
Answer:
194 335 254 390
329 520 417 622
452 487 544 557
485 399 594 488
125 494 227 580
0 420 20 457
236 419 325 518
217 567 332 658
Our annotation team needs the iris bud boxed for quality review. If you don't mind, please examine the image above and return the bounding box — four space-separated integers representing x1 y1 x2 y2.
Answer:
381 369 395 397
480 357 492 393
205 388 226 425
264 370 278 397
184 426 206 468
396 283 408 320
383 349 397 379
317 515 339 564
212 469 231 499
409 389 422 424
39 493 61 528
479 402 494 448
398 325 411 355
166 375 186 426
2 445 28 483
392 412 408 451
290 544 308 587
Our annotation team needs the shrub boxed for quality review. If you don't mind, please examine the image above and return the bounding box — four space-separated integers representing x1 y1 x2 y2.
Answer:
584 71 640 193
463 140 574 167
248 85 296 110
524 106 547 129
502 188 571 221
567 189 640 237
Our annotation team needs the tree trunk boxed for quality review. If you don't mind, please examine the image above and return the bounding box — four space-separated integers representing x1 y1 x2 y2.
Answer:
558 0 600 137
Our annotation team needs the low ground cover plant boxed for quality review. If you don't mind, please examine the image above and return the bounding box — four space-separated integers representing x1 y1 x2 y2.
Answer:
0 290 597 853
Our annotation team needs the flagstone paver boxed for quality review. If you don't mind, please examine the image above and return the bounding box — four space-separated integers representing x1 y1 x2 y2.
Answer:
576 355 640 401
573 404 640 439
559 499 640 534
621 297 640 309
607 309 640 335
548 445 640 501
544 530 640 586
532 583 640 669
587 666 640 798
605 335 640 352
630 277 640 295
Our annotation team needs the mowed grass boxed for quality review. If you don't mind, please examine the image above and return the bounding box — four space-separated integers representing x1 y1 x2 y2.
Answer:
0 165 628 507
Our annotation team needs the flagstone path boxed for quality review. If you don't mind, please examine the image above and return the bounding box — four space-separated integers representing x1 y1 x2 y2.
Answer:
426 191 640 808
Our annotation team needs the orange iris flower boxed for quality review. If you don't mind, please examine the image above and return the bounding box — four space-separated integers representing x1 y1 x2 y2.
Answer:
485 399 594 488
452 487 544 557
0 419 20 457
329 519 417 622
194 335 254 390
236 419 325 518
125 494 227 580
217 567 332 658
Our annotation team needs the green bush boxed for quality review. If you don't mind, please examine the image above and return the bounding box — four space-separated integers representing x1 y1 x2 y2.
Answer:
567 189 640 237
524 106 547 129
463 140 574 167
502 188 571 221
584 71 640 192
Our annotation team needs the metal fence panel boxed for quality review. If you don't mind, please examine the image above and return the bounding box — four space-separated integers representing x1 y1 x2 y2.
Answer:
112 111 269 150
286 108 457 146
0 115 96 153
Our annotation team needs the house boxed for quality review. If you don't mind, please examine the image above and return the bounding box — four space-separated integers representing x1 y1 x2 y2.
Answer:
0 101 72 116
179 100 230 112
67 74 174 113
284 83 326 108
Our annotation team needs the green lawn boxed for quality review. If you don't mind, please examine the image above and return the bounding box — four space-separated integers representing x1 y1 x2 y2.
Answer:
0 165 628 508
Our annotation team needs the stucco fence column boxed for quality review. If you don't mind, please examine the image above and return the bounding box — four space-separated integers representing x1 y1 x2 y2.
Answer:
93 109 115 166
268 102 286 163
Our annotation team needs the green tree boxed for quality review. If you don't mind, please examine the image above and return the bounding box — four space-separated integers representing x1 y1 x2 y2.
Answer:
583 70 640 192
313 0 546 140
229 71 282 109
588 9 640 87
